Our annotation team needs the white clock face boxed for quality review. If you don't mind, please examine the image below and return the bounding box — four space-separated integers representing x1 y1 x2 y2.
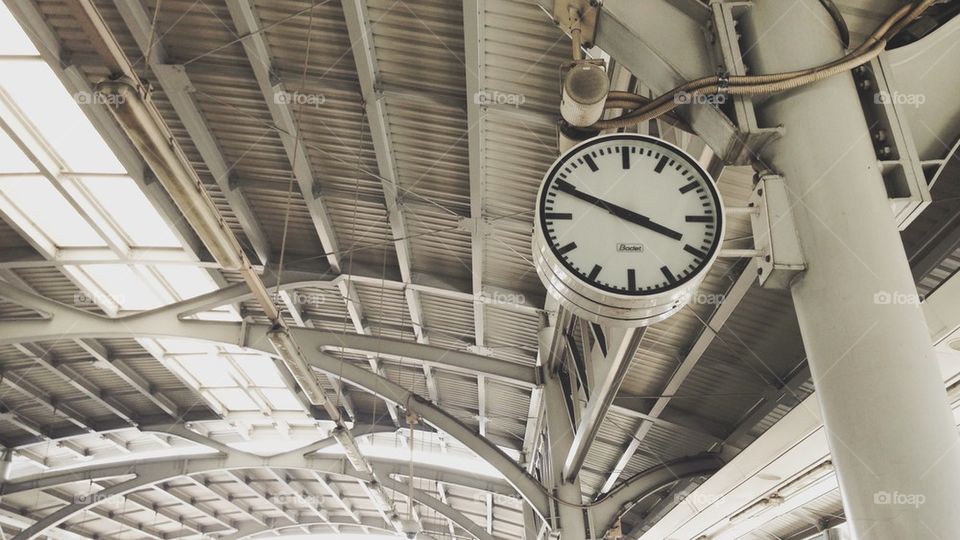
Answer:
537 134 723 296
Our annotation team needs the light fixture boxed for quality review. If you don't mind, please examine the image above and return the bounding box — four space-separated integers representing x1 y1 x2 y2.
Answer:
560 60 609 127
366 480 392 511
728 494 784 524
95 78 279 317
95 79 243 270
333 425 374 475
774 460 834 499
266 324 329 407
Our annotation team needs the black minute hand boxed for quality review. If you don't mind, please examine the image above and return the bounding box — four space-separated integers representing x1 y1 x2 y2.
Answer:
555 179 683 241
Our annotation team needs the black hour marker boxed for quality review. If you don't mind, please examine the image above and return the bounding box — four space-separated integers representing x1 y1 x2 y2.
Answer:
685 215 713 223
558 242 578 255
627 269 636 291
684 244 707 259
588 264 602 281
545 212 573 220
660 266 676 284
679 181 699 194
622 147 630 169
583 154 599 172
555 178 576 193
654 155 670 173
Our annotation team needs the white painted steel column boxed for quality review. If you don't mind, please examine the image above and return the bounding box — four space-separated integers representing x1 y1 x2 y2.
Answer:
744 2 960 538
543 359 587 540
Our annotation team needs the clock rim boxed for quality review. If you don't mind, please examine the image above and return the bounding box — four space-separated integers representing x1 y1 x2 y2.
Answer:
535 132 724 298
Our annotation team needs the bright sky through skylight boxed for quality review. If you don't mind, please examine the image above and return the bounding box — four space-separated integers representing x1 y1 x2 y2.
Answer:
0 3 307 423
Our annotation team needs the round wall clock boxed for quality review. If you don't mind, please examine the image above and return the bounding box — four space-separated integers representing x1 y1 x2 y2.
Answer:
532 133 725 326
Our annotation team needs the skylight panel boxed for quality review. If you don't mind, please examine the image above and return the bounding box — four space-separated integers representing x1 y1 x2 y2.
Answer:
0 61 124 173
80 176 180 247
0 4 38 55
175 354 237 388
260 388 304 410
0 177 104 246
232 354 288 387
155 338 220 355
80 264 168 310
0 129 37 173
154 264 218 299
209 388 259 411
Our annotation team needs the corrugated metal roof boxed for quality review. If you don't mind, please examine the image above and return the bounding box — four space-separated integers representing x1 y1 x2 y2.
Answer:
5 0 955 538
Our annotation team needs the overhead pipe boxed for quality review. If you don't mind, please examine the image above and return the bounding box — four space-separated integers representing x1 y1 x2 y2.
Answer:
77 0 398 519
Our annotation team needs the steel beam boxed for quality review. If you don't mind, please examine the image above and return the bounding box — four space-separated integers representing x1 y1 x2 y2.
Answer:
379 475 496 540
561 327 645 482
12 343 134 423
149 482 238 531
179 475 269 527
609 403 731 446
463 0 488 364
0 285 549 520
589 454 724 537
336 279 401 425
2 449 513 539
596 0 752 164
542 365 586 538
111 0 270 265
74 338 180 417
0 282 537 387
598 263 755 494
225 0 341 271
435 482 459 537
340 0 439 406
226 517 451 540
2 0 207 258
226 470 298 523
278 287 359 421
312 472 364 528
721 364 811 450
44 489 173 539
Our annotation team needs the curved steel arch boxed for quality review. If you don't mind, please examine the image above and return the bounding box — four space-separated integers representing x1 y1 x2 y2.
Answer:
0 283 538 387
590 454 725 536
0 282 550 520
1 453 514 499
3 447 513 540
378 474 497 540
227 518 453 540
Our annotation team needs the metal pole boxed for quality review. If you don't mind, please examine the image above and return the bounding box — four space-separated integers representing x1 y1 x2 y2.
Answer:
543 369 588 540
743 1 960 538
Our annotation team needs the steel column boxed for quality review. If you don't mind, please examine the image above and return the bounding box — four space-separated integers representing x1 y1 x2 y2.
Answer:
543 370 587 540
745 1 960 537
561 326 645 483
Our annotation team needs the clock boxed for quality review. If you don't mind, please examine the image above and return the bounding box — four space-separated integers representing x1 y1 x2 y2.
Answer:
532 133 725 326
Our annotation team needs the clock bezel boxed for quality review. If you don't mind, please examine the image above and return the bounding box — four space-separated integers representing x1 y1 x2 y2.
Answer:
536 133 724 298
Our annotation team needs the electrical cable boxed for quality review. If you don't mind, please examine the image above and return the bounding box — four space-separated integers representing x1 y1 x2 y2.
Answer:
588 0 934 131
819 0 850 48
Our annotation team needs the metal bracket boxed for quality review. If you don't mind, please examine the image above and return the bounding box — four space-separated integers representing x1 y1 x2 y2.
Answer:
749 174 806 289
851 55 932 230
709 1 783 158
553 0 601 48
